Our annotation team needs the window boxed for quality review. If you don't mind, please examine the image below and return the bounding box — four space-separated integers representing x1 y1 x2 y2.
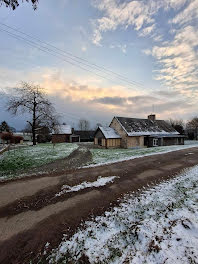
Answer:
153 138 158 147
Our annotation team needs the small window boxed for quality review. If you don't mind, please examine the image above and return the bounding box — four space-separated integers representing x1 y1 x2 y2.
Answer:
153 138 158 146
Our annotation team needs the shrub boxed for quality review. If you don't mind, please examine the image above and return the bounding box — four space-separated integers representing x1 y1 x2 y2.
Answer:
0 132 13 143
0 133 24 144
11 135 24 144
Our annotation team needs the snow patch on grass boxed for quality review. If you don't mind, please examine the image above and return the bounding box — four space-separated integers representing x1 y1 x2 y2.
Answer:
86 140 198 167
0 143 78 180
48 165 198 264
55 176 118 197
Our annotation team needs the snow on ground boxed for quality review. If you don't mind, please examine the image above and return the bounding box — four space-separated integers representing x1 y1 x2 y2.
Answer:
1 140 198 180
88 140 198 167
48 165 198 264
55 176 118 197
0 143 78 180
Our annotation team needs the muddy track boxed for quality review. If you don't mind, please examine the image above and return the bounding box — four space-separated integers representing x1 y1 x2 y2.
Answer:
0 147 198 264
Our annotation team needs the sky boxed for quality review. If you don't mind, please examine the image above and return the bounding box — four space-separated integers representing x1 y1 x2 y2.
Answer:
0 0 198 130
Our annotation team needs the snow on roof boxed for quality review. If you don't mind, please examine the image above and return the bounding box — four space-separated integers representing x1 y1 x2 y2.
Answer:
115 117 179 136
99 126 121 139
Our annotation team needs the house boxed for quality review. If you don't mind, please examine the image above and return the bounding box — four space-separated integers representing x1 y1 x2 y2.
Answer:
52 125 80 143
94 126 121 148
94 115 185 149
75 130 95 142
52 124 72 143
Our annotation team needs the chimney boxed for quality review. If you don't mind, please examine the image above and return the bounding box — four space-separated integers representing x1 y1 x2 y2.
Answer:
72 127 75 134
148 114 156 122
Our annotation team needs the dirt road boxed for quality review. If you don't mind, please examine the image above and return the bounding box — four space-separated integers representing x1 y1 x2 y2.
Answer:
0 147 198 263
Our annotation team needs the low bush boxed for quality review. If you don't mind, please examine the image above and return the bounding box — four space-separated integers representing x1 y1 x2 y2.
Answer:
0 132 13 143
0 133 23 144
12 135 24 144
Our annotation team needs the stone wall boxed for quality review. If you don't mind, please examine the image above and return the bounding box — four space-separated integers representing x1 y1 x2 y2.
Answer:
110 117 128 148
110 118 144 148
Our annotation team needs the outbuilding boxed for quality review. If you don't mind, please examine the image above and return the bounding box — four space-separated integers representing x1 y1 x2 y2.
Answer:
52 124 72 143
94 126 121 148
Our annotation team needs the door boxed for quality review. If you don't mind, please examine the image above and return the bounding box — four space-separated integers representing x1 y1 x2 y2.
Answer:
98 138 102 146
153 138 158 147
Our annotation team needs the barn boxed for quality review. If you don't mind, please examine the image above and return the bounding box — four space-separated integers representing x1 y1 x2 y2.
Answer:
94 126 121 148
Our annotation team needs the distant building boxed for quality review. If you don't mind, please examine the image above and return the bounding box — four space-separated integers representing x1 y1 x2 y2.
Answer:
74 130 95 142
94 115 185 149
52 125 80 143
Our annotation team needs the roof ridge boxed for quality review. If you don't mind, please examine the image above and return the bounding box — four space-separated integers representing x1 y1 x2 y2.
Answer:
115 116 178 135
116 116 167 121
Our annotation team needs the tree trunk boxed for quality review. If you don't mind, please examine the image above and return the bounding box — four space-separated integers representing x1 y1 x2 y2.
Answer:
32 96 36 145
32 126 36 145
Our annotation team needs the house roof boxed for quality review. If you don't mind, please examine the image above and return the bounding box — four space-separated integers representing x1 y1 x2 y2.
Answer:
115 116 179 136
53 124 72 134
75 130 95 139
99 126 121 139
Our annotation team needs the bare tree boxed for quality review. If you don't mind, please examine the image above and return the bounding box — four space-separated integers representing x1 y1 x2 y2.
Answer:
186 117 198 140
0 0 38 10
168 119 185 135
7 82 60 145
78 119 90 131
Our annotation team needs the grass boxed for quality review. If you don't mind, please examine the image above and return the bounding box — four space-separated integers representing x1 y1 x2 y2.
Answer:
1 140 198 180
0 143 78 180
90 140 198 165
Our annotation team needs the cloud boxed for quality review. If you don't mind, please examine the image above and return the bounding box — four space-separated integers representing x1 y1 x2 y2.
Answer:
92 96 126 106
109 43 127 53
91 95 159 107
151 25 198 96
90 0 198 100
81 46 87 52
0 64 197 130
90 0 189 45
91 0 156 45
142 49 152 55
155 90 182 98
172 0 198 25
138 24 155 37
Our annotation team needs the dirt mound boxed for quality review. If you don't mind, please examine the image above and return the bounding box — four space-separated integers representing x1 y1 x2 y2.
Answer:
66 146 92 167
28 147 92 175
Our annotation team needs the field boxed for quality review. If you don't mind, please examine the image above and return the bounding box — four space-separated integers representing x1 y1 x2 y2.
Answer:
0 143 78 180
48 165 198 264
90 140 198 165
1 140 198 181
